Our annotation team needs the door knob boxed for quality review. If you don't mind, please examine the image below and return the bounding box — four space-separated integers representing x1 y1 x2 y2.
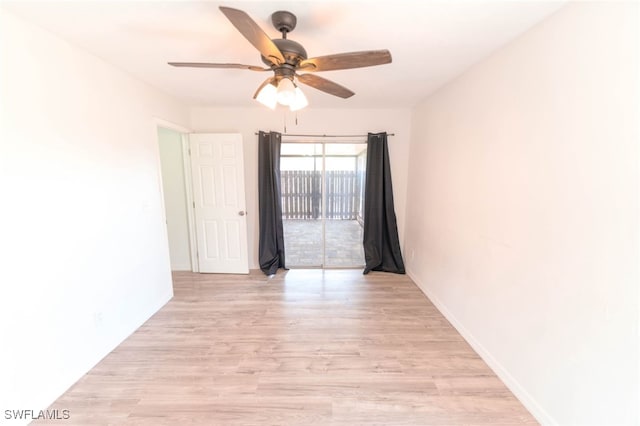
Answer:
238 211 246 216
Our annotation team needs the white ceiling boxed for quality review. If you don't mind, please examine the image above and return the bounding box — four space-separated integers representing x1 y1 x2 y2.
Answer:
3 0 564 109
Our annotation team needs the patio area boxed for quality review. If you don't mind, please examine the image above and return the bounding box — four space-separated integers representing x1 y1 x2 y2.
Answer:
283 219 365 268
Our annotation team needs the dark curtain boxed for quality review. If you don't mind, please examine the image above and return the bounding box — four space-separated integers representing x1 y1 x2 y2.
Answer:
258 131 286 275
363 132 405 274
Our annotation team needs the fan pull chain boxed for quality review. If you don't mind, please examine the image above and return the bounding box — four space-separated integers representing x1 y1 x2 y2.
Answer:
281 110 300 134
283 110 287 134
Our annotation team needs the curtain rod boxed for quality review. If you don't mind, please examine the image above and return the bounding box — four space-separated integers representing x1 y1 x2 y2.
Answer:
255 132 395 137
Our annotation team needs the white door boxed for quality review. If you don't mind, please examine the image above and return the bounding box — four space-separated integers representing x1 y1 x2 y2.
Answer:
189 133 249 274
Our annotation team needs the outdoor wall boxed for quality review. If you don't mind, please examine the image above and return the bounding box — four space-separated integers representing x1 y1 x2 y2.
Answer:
0 9 189 424
404 2 638 425
157 127 191 271
189 107 412 270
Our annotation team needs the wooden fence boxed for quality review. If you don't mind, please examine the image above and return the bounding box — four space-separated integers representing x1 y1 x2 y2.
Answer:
281 170 362 220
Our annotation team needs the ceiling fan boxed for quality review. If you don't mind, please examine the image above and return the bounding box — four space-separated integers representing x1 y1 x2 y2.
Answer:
168 6 392 110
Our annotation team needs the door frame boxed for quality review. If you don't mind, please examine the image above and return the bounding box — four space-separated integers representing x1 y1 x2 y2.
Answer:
153 117 199 273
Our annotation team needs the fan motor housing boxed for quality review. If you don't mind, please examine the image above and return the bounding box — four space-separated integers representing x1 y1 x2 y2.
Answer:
261 38 307 67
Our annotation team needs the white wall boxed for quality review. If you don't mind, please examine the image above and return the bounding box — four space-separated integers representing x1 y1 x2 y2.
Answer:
157 127 191 271
190 107 412 270
404 2 638 425
0 9 189 423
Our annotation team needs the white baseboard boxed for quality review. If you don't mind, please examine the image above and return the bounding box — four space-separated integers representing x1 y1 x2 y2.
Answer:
406 268 557 426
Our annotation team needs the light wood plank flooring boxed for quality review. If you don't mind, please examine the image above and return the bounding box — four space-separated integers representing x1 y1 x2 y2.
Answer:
34 270 537 425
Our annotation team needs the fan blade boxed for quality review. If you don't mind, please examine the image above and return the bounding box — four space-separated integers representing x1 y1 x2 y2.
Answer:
219 6 285 66
299 50 392 72
168 62 269 71
297 74 354 99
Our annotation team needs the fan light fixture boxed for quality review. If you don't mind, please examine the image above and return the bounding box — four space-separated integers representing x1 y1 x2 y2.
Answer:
290 86 308 111
256 77 308 111
255 81 277 109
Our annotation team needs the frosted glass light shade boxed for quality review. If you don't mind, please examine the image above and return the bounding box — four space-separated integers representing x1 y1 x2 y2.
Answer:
256 77 309 111
276 78 296 106
289 87 308 111
255 82 277 109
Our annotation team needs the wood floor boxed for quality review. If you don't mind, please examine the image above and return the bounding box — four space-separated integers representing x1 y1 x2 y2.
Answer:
34 270 537 425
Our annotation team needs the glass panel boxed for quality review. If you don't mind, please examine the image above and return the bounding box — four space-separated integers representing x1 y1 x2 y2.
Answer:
325 144 367 156
323 143 366 267
281 143 323 267
280 143 322 156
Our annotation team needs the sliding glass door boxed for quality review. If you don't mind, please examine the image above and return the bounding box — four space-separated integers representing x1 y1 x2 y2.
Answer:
281 142 367 268
280 143 323 267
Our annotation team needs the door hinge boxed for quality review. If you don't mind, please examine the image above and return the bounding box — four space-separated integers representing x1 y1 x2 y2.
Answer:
192 201 195 208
